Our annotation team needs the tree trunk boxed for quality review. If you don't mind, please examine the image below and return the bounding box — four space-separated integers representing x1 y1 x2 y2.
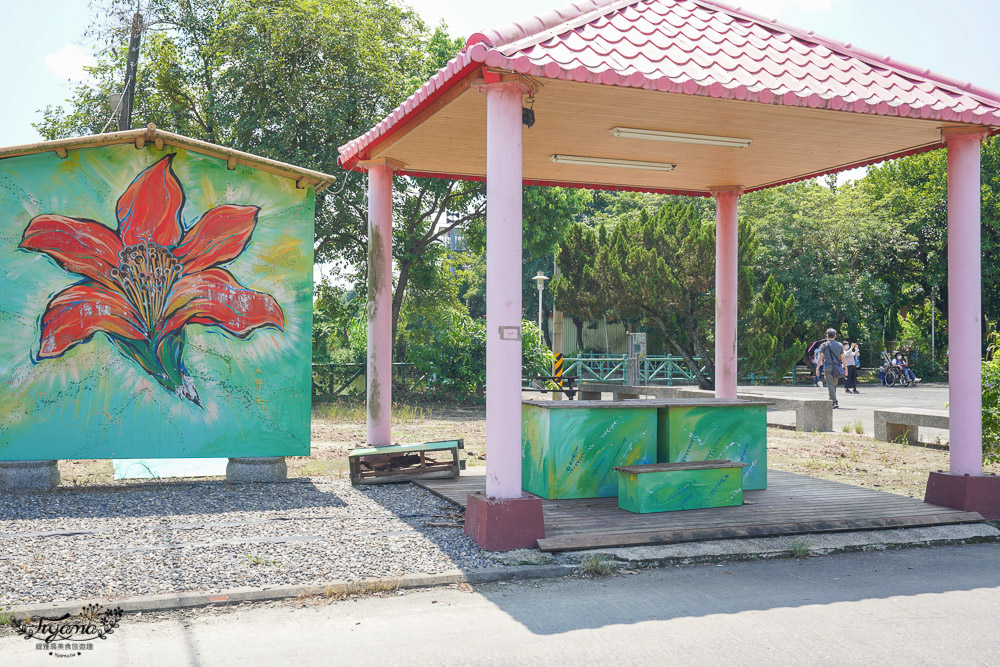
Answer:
390 261 409 362
572 316 584 351
649 314 713 390
685 312 716 389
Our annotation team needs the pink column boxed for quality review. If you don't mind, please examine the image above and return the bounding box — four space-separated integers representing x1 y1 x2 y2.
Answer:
713 188 741 400
366 164 393 446
944 128 987 475
485 82 525 499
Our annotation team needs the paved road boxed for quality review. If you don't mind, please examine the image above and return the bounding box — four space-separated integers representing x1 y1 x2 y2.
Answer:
7 543 999 666
739 382 950 441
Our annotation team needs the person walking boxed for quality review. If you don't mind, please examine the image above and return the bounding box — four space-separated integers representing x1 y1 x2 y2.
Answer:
843 341 860 394
815 328 846 408
812 345 824 388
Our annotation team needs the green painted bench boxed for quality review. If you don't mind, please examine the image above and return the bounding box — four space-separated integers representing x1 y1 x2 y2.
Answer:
348 440 464 485
614 460 747 514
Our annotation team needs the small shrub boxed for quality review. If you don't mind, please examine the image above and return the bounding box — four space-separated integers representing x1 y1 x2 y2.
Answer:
578 554 616 577
790 539 810 559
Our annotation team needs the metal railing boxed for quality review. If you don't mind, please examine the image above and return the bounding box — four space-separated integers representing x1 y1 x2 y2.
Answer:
311 362 421 397
561 355 707 386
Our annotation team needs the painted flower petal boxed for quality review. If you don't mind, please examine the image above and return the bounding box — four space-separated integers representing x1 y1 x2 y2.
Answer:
38 282 146 359
172 205 260 273
20 215 124 287
116 154 184 247
159 268 284 339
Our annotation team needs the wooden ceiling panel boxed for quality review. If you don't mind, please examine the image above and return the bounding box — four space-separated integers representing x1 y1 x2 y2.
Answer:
373 77 962 193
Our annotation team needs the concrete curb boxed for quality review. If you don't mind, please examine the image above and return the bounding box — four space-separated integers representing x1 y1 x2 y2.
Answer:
557 526 1000 568
6 564 574 620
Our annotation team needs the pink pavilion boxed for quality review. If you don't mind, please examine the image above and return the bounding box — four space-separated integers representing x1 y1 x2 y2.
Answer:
340 0 1000 548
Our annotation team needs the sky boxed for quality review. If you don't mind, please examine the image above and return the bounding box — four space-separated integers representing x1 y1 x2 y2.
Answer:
3 0 1000 149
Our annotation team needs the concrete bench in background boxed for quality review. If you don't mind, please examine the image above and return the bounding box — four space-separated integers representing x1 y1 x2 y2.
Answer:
577 383 833 432
874 408 949 445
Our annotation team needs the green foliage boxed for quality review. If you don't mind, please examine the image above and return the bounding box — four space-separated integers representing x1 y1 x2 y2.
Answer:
551 222 604 350
405 315 552 396
742 274 803 380
312 277 362 363
741 180 919 350
559 202 763 389
897 298 946 376
983 355 1000 465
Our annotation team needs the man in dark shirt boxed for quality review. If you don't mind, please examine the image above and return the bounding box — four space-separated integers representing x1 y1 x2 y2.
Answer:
815 328 846 408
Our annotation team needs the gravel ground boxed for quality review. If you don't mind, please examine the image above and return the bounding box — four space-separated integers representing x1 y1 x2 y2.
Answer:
0 478 500 607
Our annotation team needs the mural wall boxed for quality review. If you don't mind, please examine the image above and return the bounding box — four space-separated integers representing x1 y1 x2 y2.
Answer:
0 144 314 460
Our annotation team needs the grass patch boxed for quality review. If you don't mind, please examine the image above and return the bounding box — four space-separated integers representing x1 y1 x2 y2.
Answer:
842 418 865 435
323 578 401 601
578 554 616 577
313 401 428 424
243 554 282 568
0 604 13 627
790 538 810 559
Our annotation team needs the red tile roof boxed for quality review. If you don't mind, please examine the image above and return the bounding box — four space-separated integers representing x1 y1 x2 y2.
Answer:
339 0 1000 169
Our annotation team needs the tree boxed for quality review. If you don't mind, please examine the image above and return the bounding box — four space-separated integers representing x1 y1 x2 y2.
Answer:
742 274 803 381
586 202 759 389
551 222 604 350
740 180 919 355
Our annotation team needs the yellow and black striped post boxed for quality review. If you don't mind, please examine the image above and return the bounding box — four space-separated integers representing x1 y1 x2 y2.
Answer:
553 353 564 389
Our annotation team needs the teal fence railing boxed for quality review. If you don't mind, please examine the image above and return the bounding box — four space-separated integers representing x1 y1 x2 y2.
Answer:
561 355 708 386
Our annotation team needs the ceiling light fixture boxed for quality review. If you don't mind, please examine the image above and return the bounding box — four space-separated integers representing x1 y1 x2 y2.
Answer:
610 127 752 148
549 154 676 171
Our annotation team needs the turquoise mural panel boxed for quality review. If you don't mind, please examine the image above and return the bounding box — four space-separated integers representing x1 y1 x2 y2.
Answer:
0 144 314 459
521 404 656 499
617 465 744 514
521 404 551 497
659 405 767 489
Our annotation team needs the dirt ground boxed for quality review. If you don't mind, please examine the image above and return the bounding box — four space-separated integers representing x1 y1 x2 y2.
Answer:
55 402 998 498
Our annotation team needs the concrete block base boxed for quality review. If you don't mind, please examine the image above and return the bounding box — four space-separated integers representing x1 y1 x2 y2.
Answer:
464 493 545 551
925 471 1000 520
0 460 59 491
226 457 287 482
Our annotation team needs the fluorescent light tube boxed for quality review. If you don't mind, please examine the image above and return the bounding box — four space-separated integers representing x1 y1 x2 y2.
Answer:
549 154 676 171
610 127 751 148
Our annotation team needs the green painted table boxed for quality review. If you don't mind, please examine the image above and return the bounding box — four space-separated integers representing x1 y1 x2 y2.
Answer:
521 401 657 499
657 402 769 490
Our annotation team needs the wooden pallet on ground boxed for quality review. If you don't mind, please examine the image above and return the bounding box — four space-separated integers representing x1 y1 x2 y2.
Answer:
349 439 465 485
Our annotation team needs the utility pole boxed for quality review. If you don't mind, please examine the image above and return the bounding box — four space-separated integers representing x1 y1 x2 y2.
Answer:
119 11 143 131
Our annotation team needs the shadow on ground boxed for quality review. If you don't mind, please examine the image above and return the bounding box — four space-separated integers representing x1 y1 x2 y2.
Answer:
475 542 1000 635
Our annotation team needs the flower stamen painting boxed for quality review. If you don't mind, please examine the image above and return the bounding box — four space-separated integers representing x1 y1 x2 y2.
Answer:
19 154 284 407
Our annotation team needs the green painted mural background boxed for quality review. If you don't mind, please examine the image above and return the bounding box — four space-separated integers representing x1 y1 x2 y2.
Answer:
522 404 656 499
0 145 314 460
659 405 767 489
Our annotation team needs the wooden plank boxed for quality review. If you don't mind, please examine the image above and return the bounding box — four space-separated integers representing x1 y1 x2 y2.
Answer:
417 468 984 551
349 440 461 457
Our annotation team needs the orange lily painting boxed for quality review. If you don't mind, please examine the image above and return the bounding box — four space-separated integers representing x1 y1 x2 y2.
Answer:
1 144 314 460
20 155 284 407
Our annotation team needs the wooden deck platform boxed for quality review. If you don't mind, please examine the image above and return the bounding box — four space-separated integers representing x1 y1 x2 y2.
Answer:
416 470 985 552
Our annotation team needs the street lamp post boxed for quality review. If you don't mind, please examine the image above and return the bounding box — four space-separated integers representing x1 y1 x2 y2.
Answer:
532 271 548 338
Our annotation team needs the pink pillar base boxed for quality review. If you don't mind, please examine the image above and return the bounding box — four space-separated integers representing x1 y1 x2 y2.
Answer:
464 493 545 551
924 471 1000 520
